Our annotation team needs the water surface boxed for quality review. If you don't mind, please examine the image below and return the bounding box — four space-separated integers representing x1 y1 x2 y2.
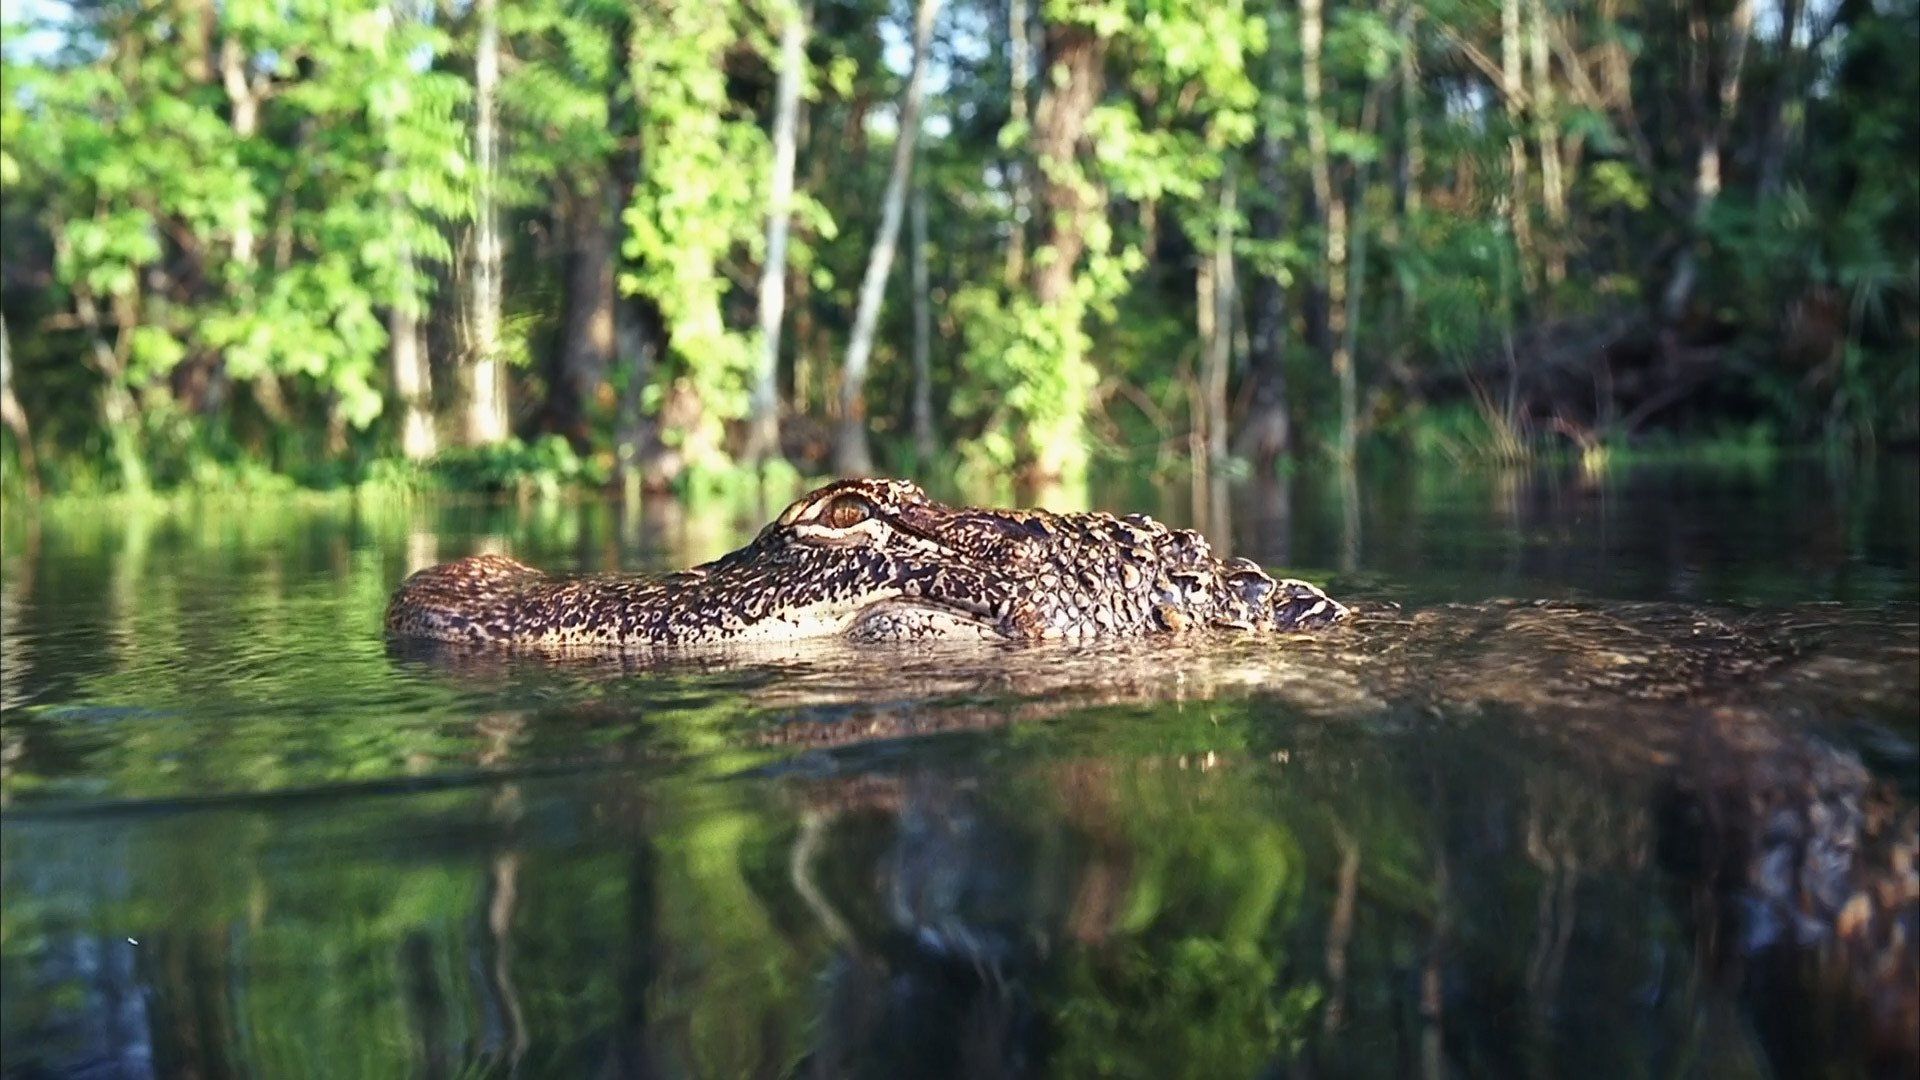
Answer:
3 461 1916 1078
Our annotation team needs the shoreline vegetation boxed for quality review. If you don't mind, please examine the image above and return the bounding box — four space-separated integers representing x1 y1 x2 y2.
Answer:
0 432 1894 518
2 0 1915 509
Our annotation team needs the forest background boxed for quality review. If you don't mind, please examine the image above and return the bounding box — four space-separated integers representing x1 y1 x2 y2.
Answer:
0 0 1914 504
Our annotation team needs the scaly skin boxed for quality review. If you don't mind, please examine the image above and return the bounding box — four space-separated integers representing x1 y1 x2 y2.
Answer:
385 478 1348 650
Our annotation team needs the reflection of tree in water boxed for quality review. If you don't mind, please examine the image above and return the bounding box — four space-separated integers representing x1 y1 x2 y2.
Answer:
776 762 1326 1079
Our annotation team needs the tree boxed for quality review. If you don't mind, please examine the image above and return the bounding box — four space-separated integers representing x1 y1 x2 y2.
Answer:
746 0 809 465
467 0 509 445
0 315 39 497
836 0 942 476
1015 10 1106 483
1234 6 1295 471
1301 0 1354 464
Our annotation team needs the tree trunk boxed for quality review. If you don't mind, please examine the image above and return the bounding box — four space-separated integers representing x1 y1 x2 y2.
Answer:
466 0 509 445
1237 5 1292 470
1755 0 1804 201
1235 120 1291 469
1662 0 1753 321
1200 173 1236 467
746 1 807 464
552 174 616 447
63 253 148 493
1502 0 1537 293
1396 7 1423 223
614 293 665 493
1016 17 1106 483
1528 0 1566 285
836 0 942 476
211 35 270 418
1003 0 1033 284
1302 0 1355 463
910 180 936 462
383 23 436 463
1030 22 1103 309
611 21 666 491
390 227 437 461
0 316 40 498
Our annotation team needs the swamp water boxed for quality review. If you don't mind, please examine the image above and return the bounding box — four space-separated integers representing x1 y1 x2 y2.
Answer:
1 461 1915 1078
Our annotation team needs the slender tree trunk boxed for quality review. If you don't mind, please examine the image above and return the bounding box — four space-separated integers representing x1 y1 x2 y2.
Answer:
611 22 665 492
747 1 807 464
390 235 437 460
836 0 942 476
219 39 262 273
552 175 616 446
1018 17 1106 483
1755 0 1804 201
56 223 144 489
1236 120 1291 468
1238 4 1292 470
1528 0 1566 286
1200 173 1236 466
1302 0 1355 463
1393 3 1423 349
1662 0 1753 321
910 181 936 461
389 303 435 457
383 21 436 463
211 35 270 418
1030 21 1103 308
466 0 509 445
614 295 664 494
1004 0 1033 284
1397 7 1422 222
0 317 40 498
1502 0 1537 293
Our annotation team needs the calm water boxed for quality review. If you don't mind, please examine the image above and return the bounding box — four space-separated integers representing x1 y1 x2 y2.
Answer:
2 460 1916 1079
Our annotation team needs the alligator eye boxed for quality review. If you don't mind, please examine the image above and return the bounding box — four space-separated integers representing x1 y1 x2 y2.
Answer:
817 494 874 530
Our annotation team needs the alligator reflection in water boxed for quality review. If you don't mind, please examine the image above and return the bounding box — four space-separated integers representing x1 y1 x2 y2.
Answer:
396 598 1920 1076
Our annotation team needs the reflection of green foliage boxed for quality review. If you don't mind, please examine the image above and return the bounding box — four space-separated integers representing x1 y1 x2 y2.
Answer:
1008 750 1327 1076
1053 938 1323 1078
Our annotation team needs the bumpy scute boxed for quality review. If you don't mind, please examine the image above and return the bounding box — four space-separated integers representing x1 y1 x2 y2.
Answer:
386 478 1349 651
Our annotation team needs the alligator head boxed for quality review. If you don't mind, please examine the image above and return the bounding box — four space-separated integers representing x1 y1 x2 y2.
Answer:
385 478 1348 651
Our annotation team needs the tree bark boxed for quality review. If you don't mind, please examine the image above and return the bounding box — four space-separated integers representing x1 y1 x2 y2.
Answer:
1755 0 1804 201
1030 21 1103 308
836 0 942 476
1396 6 1423 223
1528 0 1566 285
466 0 509 445
1200 173 1236 467
746 1 807 464
1018 15 1106 482
1004 0 1033 284
383 13 436 463
209 35 272 418
910 180 936 461
1235 7 1292 470
0 316 40 498
1502 0 1537 293
552 174 616 447
1302 0 1355 463
1662 0 1753 321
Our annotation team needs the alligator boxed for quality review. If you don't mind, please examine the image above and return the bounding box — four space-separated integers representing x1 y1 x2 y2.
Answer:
386 477 1348 650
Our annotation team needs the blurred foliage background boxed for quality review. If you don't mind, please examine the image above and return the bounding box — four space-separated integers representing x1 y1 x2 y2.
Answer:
0 0 1915 502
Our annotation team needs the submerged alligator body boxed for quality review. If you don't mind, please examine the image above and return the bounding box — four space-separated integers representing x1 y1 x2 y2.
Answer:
386 478 1348 650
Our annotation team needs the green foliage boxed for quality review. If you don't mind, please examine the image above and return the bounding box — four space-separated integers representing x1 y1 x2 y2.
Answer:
618 1 775 463
1 0 1915 494
429 434 610 496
